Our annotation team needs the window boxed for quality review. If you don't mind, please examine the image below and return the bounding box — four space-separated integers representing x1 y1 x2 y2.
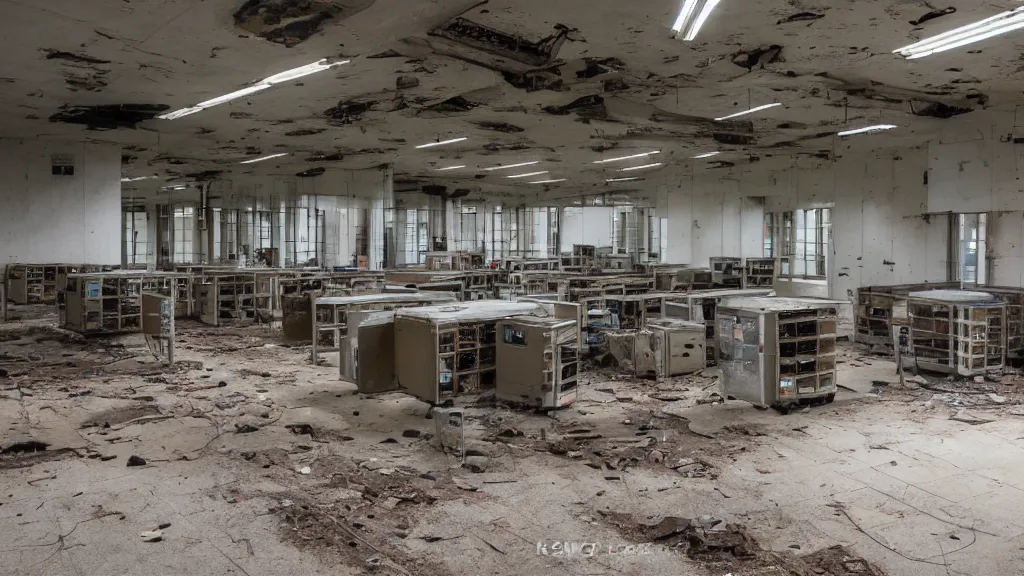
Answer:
955 213 987 285
123 209 148 266
172 206 196 264
765 207 831 279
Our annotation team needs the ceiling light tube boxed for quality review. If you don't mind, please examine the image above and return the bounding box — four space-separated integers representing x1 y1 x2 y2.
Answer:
894 7 1024 59
262 59 349 84
529 179 567 184
692 152 720 159
715 102 783 121
506 171 549 179
121 176 157 182
619 163 663 172
415 137 468 149
672 0 722 41
435 165 465 171
837 124 897 137
240 152 289 164
157 58 349 120
482 161 541 171
592 151 660 164
606 177 642 182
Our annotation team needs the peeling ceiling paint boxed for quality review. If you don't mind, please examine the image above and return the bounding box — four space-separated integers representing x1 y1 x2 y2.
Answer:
0 0 1008 198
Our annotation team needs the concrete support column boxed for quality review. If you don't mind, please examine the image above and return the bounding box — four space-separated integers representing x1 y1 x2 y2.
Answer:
367 165 393 270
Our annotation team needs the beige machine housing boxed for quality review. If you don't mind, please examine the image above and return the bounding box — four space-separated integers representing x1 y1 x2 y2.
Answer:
645 318 706 377
495 315 580 409
394 301 543 404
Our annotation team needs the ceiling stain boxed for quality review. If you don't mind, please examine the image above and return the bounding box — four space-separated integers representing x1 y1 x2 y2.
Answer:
233 0 375 47
49 104 169 130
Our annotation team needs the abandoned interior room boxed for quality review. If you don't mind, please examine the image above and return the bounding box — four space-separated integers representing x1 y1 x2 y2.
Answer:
7 1 1024 574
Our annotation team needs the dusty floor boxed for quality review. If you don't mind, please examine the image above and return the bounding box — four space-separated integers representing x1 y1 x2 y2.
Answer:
2 305 1024 576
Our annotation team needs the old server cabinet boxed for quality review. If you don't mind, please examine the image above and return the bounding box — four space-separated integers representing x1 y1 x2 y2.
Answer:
906 290 1006 375
664 289 774 367
710 257 743 289
496 316 580 409
394 301 543 404
716 297 840 409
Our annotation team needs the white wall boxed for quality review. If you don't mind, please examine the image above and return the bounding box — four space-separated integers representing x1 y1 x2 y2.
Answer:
657 173 767 265
560 207 614 253
1 139 121 265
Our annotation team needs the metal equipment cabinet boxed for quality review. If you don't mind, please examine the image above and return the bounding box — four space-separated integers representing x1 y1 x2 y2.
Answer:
394 301 542 404
715 297 840 409
664 289 774 366
710 257 742 289
743 258 777 288
906 290 1006 375
495 315 580 409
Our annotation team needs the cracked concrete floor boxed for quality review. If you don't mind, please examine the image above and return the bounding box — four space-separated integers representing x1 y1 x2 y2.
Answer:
2 309 1024 576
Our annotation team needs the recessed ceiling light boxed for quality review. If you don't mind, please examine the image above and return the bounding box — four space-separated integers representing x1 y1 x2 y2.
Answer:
482 161 540 171
529 179 567 184
692 152 720 159
435 165 466 171
161 185 188 191
240 152 289 164
894 7 1024 59
506 171 549 179
415 137 468 149
715 102 782 121
121 176 157 182
158 59 349 120
672 0 722 41
592 151 660 164
606 177 642 182
619 163 662 172
837 124 897 137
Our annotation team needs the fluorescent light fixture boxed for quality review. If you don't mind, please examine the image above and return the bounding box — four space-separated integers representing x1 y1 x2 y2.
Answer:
606 177 641 182
415 137 468 149
121 176 157 182
157 58 348 120
435 165 466 171
894 7 1024 59
619 163 663 172
240 152 289 164
506 171 549 179
715 102 782 121
592 151 660 164
692 152 720 159
161 185 188 191
482 160 541 171
672 0 722 41
837 124 897 137
529 179 567 184
262 59 349 84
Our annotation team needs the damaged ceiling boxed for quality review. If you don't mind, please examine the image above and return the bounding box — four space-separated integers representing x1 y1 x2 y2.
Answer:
0 0 1013 200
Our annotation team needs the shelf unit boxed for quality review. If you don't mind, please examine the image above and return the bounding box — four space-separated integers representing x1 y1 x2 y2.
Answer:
710 257 743 289
854 282 959 346
907 290 1005 376
395 301 543 404
4 264 109 304
716 297 840 408
63 271 177 335
743 258 776 288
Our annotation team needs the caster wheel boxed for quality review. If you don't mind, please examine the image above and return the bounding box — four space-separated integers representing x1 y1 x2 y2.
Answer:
825 393 835 404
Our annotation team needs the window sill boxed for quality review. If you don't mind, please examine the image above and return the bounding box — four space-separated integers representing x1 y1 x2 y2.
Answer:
777 277 827 286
